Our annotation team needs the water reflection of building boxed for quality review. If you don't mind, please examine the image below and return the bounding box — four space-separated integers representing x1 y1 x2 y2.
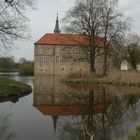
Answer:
33 75 112 115
33 75 114 138
33 75 140 140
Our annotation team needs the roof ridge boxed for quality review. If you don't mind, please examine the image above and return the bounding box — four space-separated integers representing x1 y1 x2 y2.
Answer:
45 33 85 35
35 33 105 47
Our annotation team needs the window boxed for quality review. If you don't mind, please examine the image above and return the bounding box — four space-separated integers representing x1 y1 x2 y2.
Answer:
62 47 68 53
39 56 43 64
79 48 83 53
55 56 62 63
75 48 79 53
38 47 42 54
62 57 66 63
46 57 49 64
96 49 100 54
56 56 59 63
47 47 53 55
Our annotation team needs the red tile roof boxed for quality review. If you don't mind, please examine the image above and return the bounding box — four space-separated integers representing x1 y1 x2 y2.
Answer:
35 33 105 46
35 104 107 116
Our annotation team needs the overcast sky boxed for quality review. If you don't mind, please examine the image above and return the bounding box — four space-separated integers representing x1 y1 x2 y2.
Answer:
10 0 140 61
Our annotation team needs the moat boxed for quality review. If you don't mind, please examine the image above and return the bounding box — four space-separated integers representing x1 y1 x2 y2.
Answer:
1 73 140 140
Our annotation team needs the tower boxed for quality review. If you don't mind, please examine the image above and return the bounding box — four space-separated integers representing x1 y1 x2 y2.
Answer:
52 116 59 134
54 13 61 34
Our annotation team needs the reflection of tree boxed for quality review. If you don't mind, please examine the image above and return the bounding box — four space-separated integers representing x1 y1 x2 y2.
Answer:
0 114 16 140
84 86 140 140
126 95 138 108
57 116 85 140
84 87 110 140
56 85 140 140
85 89 96 140
34 75 140 140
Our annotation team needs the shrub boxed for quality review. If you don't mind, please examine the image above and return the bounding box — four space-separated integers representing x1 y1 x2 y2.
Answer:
19 62 34 76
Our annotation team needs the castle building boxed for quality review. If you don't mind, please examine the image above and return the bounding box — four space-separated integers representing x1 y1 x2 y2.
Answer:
34 15 108 75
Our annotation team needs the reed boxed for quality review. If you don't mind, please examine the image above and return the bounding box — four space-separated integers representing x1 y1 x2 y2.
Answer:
107 70 140 83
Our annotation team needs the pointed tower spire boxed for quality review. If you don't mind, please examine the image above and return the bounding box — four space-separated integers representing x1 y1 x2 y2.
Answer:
54 13 61 34
52 116 59 134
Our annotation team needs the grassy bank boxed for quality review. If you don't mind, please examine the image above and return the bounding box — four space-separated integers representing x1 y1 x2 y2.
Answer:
128 126 140 140
64 71 140 87
0 77 32 98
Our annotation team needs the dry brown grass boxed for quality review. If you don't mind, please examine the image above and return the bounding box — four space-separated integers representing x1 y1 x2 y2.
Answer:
107 70 140 83
65 72 103 80
64 70 140 86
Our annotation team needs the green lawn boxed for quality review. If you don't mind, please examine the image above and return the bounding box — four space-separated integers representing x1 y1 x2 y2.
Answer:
0 77 32 97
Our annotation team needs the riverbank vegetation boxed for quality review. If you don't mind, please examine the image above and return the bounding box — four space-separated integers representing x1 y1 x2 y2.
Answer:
0 56 18 72
19 62 34 76
0 77 32 98
0 57 34 76
64 71 140 87
128 126 140 140
19 59 34 76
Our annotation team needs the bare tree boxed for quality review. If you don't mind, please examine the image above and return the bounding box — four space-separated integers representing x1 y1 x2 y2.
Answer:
0 0 36 55
0 114 16 140
63 0 128 74
100 0 128 75
63 0 104 73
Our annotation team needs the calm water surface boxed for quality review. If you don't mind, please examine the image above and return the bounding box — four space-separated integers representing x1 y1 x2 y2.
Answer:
0 73 140 140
